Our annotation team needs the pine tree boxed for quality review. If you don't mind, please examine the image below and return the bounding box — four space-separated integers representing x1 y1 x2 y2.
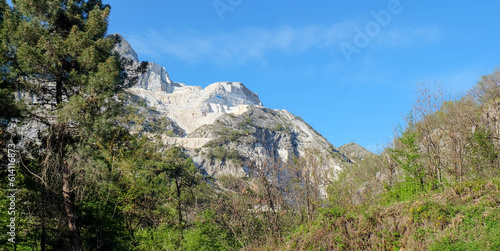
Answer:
0 0 20 119
391 113 425 198
1 1 124 250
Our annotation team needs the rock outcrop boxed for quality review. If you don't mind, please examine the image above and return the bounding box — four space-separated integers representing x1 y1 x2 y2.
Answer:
111 33 139 62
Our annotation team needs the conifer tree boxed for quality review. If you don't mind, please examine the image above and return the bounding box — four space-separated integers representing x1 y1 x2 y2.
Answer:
0 0 19 119
1 1 124 250
391 113 425 196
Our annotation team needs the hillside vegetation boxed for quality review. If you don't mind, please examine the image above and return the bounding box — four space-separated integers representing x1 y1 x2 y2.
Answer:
275 69 500 250
1 1 500 250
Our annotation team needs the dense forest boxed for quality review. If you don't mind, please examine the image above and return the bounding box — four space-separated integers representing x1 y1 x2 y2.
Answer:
1 1 500 250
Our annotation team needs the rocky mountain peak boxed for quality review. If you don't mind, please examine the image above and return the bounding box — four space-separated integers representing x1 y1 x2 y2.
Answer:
110 33 139 62
112 34 263 134
113 34 345 181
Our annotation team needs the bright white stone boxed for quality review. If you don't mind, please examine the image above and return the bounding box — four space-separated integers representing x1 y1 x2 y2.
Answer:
127 80 262 134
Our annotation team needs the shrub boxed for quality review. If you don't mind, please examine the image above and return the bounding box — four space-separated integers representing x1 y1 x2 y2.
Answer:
230 130 244 142
206 146 242 164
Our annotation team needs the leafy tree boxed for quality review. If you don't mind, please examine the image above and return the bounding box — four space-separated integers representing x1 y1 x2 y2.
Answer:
182 210 241 250
438 98 480 183
471 68 500 104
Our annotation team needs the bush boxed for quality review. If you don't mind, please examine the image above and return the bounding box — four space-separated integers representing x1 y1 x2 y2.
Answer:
134 225 182 250
182 210 242 250
230 130 244 142
206 146 242 164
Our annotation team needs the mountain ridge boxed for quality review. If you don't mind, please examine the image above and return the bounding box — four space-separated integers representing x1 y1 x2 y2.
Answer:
339 142 376 162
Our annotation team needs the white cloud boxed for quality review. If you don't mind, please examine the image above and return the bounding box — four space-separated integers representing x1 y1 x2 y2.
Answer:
435 67 484 93
375 25 441 48
124 23 355 64
123 23 441 66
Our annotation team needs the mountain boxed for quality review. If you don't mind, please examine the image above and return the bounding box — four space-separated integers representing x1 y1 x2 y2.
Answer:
338 142 376 162
112 34 345 179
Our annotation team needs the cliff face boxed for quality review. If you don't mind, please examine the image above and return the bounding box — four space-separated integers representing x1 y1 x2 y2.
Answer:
185 107 342 179
115 34 345 180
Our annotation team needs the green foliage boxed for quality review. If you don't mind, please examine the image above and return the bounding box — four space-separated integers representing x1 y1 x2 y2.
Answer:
429 237 476 251
382 180 422 204
471 128 497 161
138 98 147 107
182 210 242 250
0 1 129 250
277 70 500 250
389 114 429 201
318 206 345 220
428 181 500 251
206 145 242 164
229 129 244 142
79 194 131 250
133 225 182 250
238 115 254 128
0 1 19 119
203 139 223 148
2 0 500 249
327 154 384 207
285 179 500 250
132 210 242 251
468 127 498 175
393 119 424 183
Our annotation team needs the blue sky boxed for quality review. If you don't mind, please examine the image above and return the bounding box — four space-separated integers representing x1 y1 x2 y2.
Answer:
105 0 500 153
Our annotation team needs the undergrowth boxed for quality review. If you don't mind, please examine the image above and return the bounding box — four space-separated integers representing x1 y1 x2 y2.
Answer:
279 179 500 251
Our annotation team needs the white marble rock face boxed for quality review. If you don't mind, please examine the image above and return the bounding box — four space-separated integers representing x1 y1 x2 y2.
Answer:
126 79 262 135
135 62 181 93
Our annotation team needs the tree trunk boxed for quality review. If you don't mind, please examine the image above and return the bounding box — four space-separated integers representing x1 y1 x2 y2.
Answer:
56 79 63 105
62 165 82 251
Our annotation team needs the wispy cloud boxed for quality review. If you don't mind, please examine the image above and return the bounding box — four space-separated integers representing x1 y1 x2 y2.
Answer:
434 67 484 93
124 23 355 64
375 25 441 48
123 23 441 65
